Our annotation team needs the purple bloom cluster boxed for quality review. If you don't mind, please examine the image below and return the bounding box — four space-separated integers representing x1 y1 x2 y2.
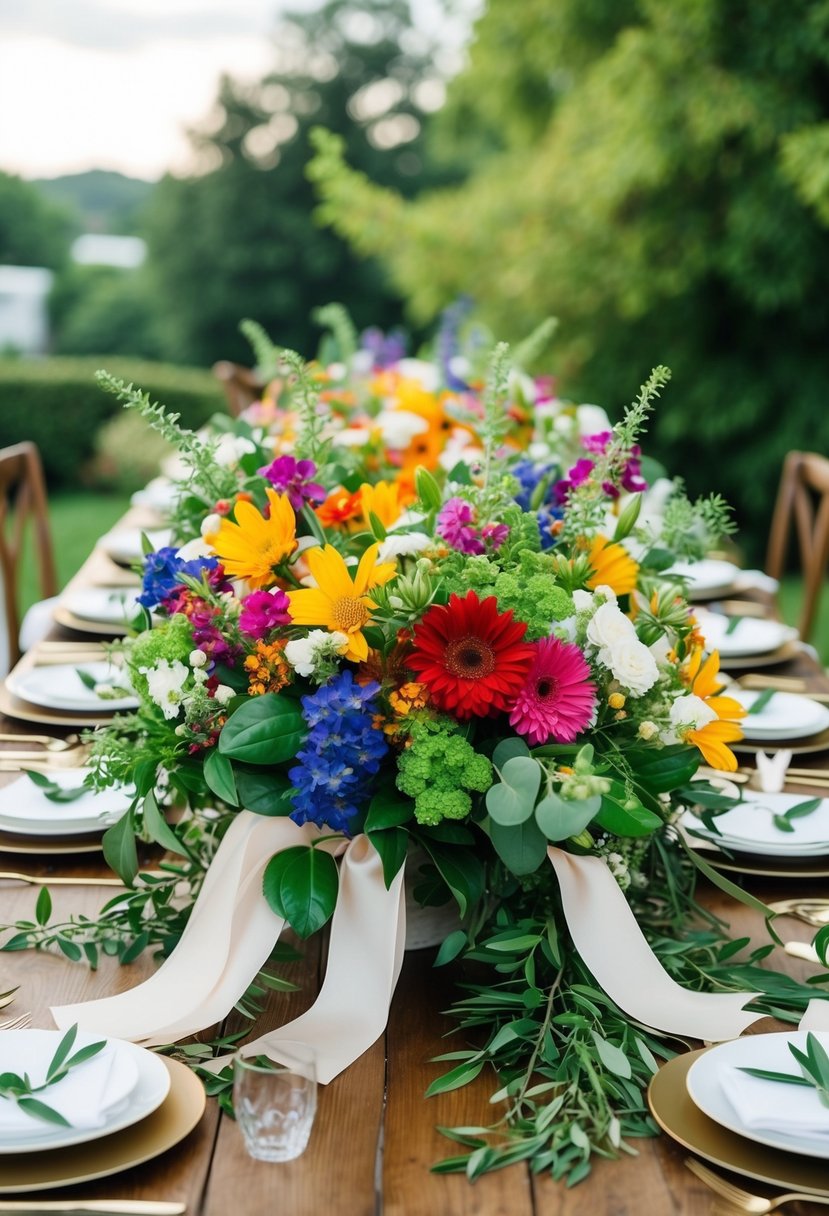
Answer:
553 433 648 505
138 547 218 610
239 589 291 640
360 326 407 368
437 296 474 391
437 498 510 555
289 671 388 834
257 456 326 512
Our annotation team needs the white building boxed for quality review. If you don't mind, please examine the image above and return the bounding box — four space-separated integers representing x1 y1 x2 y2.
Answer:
71 234 146 268
0 265 54 355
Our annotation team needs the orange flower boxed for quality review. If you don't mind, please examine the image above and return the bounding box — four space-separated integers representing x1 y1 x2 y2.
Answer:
586 536 639 597
681 648 746 771
316 488 362 530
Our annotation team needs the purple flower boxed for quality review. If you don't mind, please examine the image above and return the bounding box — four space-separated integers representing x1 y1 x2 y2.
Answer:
239 589 291 640
437 498 509 555
360 326 407 367
257 456 326 512
621 445 648 493
553 457 595 505
581 431 612 454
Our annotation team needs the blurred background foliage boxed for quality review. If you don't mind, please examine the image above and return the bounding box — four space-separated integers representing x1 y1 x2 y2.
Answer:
1 0 829 569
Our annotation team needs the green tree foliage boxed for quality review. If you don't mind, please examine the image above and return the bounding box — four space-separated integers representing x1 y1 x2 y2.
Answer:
309 0 829 557
145 0 455 366
0 171 76 269
51 266 164 360
31 170 153 237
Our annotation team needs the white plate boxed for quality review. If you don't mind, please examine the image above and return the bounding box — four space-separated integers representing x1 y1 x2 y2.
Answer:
682 790 829 857
6 663 138 714
695 610 798 658
61 587 143 627
733 689 829 741
130 478 179 514
666 559 741 600
97 527 172 566
0 769 130 836
0 1030 170 1154
687 1033 829 1160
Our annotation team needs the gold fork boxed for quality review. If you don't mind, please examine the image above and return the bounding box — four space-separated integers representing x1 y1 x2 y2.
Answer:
0 733 82 752
686 1156 829 1211
0 1012 31 1031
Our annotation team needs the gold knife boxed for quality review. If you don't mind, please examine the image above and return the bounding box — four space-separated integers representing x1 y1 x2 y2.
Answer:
0 1203 186 1214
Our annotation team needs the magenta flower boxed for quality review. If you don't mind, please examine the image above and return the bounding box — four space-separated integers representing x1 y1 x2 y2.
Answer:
437 498 509 555
553 457 595 505
239 588 291 640
258 456 326 512
509 637 597 746
581 431 612 454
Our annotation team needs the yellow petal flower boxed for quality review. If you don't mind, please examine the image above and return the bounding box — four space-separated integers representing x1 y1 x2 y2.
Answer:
287 543 395 663
206 490 297 589
586 536 639 597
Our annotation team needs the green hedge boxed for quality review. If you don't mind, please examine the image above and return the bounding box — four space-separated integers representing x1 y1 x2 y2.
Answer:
0 356 227 486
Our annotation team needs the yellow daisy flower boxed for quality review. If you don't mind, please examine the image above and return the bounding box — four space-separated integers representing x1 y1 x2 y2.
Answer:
683 648 746 771
586 535 639 597
205 489 297 589
287 543 396 662
359 480 411 531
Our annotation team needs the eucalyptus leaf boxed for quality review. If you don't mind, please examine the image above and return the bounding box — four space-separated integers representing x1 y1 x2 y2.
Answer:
485 756 542 826
489 815 548 877
535 792 600 842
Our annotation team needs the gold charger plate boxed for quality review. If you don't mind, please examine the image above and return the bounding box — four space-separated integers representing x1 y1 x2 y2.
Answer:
52 605 129 638
0 1056 205 1193
649 1048 829 1196
719 640 802 671
0 828 103 855
0 683 120 729
733 725 829 756
688 842 829 879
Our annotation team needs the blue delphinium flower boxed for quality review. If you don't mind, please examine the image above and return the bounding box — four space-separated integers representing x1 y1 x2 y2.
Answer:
512 459 554 511
289 670 388 834
138 547 218 609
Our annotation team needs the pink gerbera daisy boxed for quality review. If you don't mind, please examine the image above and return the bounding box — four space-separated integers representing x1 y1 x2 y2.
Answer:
509 637 597 745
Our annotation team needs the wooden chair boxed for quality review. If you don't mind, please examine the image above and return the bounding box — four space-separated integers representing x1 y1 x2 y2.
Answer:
212 361 266 418
0 441 57 672
766 450 829 643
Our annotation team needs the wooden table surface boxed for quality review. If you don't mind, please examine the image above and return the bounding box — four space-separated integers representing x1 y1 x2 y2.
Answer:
1 539 829 1214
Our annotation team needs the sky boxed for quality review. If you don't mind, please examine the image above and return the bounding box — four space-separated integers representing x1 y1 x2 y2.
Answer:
0 0 472 182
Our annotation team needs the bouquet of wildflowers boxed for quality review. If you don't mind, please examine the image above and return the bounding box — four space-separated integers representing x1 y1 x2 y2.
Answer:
20 310 819 1182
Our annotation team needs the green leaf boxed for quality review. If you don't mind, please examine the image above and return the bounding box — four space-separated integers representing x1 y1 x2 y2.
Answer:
590 1032 632 1079
739 1066 811 1087
594 784 662 837
233 767 294 816
143 792 188 857
748 688 776 714
16 1097 70 1126
492 737 531 769
102 811 137 886
46 1024 78 1083
218 694 305 765
364 790 414 832
535 792 600 842
785 798 822 821
486 756 541 826
35 886 51 926
367 827 408 888
627 744 700 794
773 814 796 833
418 840 484 917
63 1040 107 1072
203 749 239 807
425 1059 485 1096
263 846 339 938
489 815 548 876
434 930 467 967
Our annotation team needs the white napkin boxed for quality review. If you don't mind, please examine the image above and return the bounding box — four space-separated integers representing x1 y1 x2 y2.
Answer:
0 769 129 826
0 1038 138 1134
720 1062 829 1138
754 749 793 792
731 569 780 595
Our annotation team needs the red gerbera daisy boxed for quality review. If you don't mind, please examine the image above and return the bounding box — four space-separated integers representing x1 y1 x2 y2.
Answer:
407 591 534 719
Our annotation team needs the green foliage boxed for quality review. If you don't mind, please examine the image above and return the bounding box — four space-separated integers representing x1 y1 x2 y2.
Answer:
396 717 492 825
51 266 165 361
0 171 76 269
0 356 224 487
31 170 153 236
309 0 829 560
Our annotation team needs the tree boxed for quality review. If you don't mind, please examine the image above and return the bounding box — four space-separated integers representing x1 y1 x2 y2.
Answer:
0 171 76 269
309 0 829 557
145 0 457 367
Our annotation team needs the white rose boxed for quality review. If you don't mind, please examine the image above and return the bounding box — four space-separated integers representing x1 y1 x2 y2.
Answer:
649 634 672 664
606 637 660 696
377 532 431 562
572 589 595 614
586 601 636 652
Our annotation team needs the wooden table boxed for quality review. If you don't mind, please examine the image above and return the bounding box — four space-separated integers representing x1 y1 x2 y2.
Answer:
2 547 829 1214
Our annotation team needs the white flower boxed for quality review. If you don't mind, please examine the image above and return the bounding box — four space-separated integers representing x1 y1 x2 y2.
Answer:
331 426 373 448
176 537 213 561
575 404 612 435
213 433 257 467
661 693 716 745
637 720 658 741
142 659 189 720
214 684 235 706
572 589 595 614
284 630 348 678
396 357 439 391
606 637 660 697
200 513 221 539
375 409 428 450
189 649 207 669
586 601 636 652
649 634 672 664
377 532 431 562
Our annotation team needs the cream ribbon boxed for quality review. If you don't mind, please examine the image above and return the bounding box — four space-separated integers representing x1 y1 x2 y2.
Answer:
52 812 406 1083
547 847 764 1040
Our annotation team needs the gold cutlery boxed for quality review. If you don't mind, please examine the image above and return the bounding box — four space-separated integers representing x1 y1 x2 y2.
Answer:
0 1012 31 1031
0 758 89 774
0 1204 186 1215
0 871 126 887
0 733 82 752
767 899 829 926
686 1156 829 1211
738 674 829 702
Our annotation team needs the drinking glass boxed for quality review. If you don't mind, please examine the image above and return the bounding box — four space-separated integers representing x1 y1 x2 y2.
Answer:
233 1045 317 1163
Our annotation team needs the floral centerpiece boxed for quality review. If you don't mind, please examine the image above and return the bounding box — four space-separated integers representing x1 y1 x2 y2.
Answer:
9 308 827 1182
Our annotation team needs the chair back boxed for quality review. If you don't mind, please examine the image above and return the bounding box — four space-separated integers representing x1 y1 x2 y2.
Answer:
766 450 829 642
0 442 57 670
212 361 266 418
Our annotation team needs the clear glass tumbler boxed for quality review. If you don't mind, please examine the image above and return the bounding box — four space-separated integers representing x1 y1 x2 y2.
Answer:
233 1045 317 1163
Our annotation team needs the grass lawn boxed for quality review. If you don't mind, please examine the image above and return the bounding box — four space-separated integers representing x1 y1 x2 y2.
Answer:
19 493 829 667
20 489 133 613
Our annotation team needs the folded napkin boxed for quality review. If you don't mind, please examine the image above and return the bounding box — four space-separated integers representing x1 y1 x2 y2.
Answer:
0 769 129 825
720 1061 829 1138
731 569 780 595
0 1036 137 1135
